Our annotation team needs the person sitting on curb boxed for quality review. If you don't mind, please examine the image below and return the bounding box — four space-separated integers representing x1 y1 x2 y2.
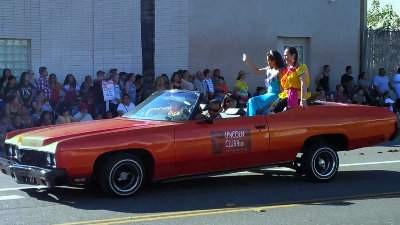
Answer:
72 102 93 122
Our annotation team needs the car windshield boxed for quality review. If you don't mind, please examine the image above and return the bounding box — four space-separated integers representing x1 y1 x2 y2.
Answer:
123 90 200 122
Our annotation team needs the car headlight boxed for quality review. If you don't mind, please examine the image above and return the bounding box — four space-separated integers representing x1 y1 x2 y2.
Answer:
46 153 56 168
7 145 13 157
6 145 17 159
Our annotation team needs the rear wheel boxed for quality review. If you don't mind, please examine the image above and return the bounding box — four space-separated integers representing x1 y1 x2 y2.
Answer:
302 143 339 182
98 153 145 197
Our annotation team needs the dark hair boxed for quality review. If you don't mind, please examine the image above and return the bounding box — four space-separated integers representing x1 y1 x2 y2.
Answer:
1 68 12 85
345 65 352 72
358 72 366 80
171 72 181 83
39 111 53 125
236 71 246 80
84 75 92 82
135 74 142 82
39 66 47 74
398 67 400 73
267 50 285 69
323 65 330 70
203 69 210 76
49 73 57 80
383 91 390 97
122 93 130 99
124 73 134 85
212 69 220 76
7 75 16 82
222 93 233 107
379 68 386 75
56 103 70 116
256 86 266 92
19 71 28 86
96 70 105 76
63 74 77 88
209 99 221 107
109 68 118 74
286 47 299 66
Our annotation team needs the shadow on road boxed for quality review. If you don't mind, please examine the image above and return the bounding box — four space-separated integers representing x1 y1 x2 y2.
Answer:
22 169 400 213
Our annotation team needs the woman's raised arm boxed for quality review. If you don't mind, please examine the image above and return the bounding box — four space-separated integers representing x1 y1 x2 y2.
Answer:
242 53 263 75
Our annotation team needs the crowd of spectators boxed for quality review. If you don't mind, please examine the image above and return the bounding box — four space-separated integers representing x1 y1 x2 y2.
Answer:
0 65 399 148
314 65 400 113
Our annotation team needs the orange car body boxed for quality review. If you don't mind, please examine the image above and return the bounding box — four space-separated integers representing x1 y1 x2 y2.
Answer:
1 101 397 186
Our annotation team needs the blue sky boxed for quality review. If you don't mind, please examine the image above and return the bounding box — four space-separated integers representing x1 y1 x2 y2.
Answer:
368 0 400 14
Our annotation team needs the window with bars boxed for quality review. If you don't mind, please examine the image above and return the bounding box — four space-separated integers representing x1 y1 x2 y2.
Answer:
0 39 31 77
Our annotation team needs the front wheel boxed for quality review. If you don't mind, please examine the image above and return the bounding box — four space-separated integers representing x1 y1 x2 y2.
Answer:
302 143 339 182
98 154 146 197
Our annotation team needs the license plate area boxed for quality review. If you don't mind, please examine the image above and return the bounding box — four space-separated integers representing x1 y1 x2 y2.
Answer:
12 174 41 185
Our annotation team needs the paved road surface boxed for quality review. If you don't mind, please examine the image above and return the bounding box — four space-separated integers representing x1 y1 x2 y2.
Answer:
0 141 399 225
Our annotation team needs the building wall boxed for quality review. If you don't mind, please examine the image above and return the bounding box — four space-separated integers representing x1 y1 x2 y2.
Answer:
0 0 361 92
0 0 143 81
154 0 188 77
188 0 361 92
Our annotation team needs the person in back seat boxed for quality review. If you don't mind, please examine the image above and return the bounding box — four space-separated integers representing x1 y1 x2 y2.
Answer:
221 93 237 113
243 50 285 116
203 99 222 120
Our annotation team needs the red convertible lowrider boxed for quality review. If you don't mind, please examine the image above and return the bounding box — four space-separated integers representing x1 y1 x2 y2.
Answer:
0 90 397 196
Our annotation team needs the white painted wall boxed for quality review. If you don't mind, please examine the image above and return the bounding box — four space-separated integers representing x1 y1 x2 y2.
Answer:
0 0 361 92
0 0 142 82
155 0 189 77
188 0 361 92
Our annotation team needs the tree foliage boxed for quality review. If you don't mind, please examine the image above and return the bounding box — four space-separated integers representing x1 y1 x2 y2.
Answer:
368 0 400 30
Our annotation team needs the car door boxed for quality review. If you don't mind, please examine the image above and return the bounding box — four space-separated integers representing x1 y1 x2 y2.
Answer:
173 115 270 176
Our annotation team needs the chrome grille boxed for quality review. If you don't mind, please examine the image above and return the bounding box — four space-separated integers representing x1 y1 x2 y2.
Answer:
18 149 48 167
4 144 55 168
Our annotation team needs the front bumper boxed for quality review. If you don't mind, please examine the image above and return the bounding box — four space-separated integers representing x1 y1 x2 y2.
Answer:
0 157 66 187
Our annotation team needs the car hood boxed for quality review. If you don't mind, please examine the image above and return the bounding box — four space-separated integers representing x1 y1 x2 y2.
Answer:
8 118 173 149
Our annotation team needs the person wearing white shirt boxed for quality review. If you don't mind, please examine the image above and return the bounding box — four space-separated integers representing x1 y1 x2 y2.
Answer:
372 68 390 95
392 67 400 113
117 94 136 116
73 102 93 122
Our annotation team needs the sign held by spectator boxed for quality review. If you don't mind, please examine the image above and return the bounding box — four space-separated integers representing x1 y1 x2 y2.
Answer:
102 80 115 101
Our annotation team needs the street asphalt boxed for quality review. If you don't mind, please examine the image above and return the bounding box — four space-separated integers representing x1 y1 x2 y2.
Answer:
0 140 400 225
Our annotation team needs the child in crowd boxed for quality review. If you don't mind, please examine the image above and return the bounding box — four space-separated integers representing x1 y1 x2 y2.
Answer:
352 88 367 105
334 85 351 103
117 94 135 116
55 104 73 124
73 102 93 122
315 88 327 101
383 91 395 112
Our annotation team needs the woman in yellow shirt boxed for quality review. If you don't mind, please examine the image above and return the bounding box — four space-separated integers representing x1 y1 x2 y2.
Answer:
274 47 311 112
234 71 249 106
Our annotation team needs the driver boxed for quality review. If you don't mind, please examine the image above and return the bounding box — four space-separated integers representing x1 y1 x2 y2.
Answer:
145 98 188 121
203 99 222 120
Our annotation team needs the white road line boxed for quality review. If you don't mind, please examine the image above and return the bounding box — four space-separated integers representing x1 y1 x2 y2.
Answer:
0 161 399 192
0 195 24 201
340 160 400 167
0 186 47 192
